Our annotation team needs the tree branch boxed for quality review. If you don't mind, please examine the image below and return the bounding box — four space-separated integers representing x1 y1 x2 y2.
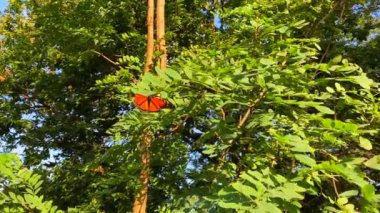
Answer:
238 89 267 128
91 50 120 67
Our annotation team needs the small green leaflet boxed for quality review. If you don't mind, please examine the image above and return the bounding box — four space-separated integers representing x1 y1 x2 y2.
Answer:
254 201 282 213
294 154 316 167
337 197 348 206
156 69 172 82
314 106 334 114
165 68 182 80
231 182 257 198
326 86 335 93
339 190 359 198
217 201 251 211
277 26 288 33
331 55 342 64
183 67 193 79
260 58 276 66
364 155 380 170
335 83 345 92
348 75 374 90
257 74 266 87
359 137 372 151
361 184 376 202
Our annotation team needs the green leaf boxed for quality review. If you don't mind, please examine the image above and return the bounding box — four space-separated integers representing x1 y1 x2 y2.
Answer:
50 206 58 213
29 173 40 186
16 195 25 203
359 137 372 150
348 75 374 90
277 26 289 33
231 182 257 198
314 106 335 114
240 173 258 187
294 154 316 167
339 190 359 197
165 68 182 80
337 197 348 206
183 67 193 79
364 155 380 170
260 58 276 66
282 182 306 196
273 174 287 184
291 20 308 28
34 180 43 190
290 142 314 153
142 72 165 88
257 74 266 87
24 194 35 204
255 201 282 213
331 55 342 64
326 87 335 93
318 161 368 187
217 201 251 210
361 184 375 202
334 83 345 92
156 67 172 82
202 144 216 155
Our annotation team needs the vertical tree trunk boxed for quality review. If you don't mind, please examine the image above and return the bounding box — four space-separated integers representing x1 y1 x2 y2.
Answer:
132 0 154 212
133 0 166 212
132 131 152 213
156 0 167 69
143 0 155 73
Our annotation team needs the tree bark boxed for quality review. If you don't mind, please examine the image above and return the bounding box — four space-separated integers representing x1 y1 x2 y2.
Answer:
132 0 154 212
133 0 166 212
156 0 166 69
143 0 155 73
132 131 152 213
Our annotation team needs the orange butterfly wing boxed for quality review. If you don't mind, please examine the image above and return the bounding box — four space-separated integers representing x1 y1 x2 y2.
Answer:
149 97 167 112
134 94 167 112
134 94 150 111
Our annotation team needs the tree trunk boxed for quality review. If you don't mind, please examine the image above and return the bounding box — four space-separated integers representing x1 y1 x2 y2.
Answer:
133 0 166 212
143 0 155 73
132 0 154 212
156 0 166 69
132 131 152 213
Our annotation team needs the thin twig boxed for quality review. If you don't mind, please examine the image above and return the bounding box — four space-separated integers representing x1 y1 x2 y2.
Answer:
238 108 251 128
221 108 226 120
91 50 121 68
332 178 339 198
306 1 339 37
238 89 267 128
171 116 189 133
21 203 33 212
340 0 345 19
320 43 331 63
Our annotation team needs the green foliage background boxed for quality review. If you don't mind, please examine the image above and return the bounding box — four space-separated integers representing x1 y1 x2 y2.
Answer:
0 0 379 212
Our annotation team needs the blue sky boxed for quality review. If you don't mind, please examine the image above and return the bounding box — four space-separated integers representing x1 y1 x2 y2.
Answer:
0 0 6 11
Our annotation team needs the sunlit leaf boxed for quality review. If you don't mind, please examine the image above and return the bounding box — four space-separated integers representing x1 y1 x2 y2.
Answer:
314 106 335 114
359 137 372 150
260 58 276 66
294 154 316 167
364 156 380 170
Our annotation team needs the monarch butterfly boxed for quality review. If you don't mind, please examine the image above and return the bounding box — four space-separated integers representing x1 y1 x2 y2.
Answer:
134 94 167 112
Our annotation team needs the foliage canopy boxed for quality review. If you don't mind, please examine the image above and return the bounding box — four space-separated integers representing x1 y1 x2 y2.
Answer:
0 0 379 212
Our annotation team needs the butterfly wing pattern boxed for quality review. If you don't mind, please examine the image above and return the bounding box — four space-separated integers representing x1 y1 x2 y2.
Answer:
134 94 150 111
134 94 167 112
